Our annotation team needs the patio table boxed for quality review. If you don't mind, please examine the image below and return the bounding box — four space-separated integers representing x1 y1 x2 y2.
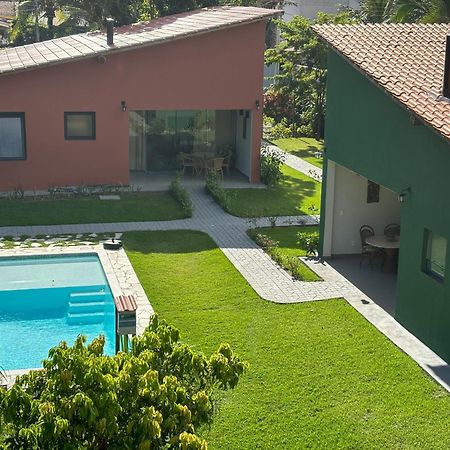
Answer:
365 235 400 273
192 152 215 175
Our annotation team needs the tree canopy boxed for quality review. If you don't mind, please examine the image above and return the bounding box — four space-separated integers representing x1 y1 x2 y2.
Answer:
264 11 358 139
0 315 247 449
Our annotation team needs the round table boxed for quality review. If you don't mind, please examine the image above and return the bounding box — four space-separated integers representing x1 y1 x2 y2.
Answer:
365 235 400 272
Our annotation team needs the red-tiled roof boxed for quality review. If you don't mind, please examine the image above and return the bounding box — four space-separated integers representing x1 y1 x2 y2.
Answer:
314 24 450 141
0 6 281 76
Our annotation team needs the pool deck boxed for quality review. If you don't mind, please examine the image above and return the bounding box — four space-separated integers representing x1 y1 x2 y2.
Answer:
0 244 153 387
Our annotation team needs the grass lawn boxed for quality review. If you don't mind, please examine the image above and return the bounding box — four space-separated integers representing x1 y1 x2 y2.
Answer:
249 225 321 282
0 192 187 226
273 137 324 169
226 165 321 217
125 230 450 449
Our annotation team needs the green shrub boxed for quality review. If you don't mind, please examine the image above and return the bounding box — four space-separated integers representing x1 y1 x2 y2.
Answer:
170 174 193 217
260 144 286 187
205 172 235 213
0 316 246 449
267 118 292 139
248 229 312 281
297 231 320 256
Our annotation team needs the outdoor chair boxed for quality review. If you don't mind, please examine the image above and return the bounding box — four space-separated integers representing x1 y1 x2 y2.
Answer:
207 157 225 179
179 153 198 175
222 157 231 175
384 223 400 238
360 225 384 269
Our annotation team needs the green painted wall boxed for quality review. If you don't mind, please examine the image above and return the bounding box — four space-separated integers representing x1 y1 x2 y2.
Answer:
325 49 450 362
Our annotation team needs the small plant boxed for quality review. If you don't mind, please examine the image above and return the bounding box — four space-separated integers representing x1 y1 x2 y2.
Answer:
169 174 193 217
297 231 320 257
268 216 278 228
248 229 316 281
8 185 24 200
205 172 235 213
260 144 286 187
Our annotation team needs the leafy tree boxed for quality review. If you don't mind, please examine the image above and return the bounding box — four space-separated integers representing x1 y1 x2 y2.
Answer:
265 11 358 139
359 0 396 22
0 315 247 449
392 0 450 22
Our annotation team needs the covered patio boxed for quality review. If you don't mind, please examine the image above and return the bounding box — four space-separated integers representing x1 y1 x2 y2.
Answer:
326 255 397 316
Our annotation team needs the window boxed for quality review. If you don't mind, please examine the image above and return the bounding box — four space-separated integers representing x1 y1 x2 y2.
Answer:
64 112 96 140
424 230 447 281
0 113 26 160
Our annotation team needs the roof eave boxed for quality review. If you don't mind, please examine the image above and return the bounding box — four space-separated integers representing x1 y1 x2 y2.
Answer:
313 27 450 145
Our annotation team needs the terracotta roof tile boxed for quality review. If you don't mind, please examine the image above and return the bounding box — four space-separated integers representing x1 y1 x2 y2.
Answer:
0 6 280 76
314 23 450 141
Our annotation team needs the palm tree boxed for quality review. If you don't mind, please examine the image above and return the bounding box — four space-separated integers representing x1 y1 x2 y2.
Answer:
393 0 450 22
359 0 396 22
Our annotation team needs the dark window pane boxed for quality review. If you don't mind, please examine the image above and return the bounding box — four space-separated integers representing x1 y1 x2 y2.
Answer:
0 114 25 159
65 113 95 139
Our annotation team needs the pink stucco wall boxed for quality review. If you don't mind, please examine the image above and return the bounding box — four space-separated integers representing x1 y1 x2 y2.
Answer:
0 21 266 191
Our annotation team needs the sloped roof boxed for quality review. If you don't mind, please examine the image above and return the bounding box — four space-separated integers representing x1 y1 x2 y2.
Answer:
0 6 280 76
314 23 450 141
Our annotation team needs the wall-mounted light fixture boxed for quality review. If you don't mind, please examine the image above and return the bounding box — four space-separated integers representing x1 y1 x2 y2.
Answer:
255 99 261 110
121 100 127 112
398 187 411 203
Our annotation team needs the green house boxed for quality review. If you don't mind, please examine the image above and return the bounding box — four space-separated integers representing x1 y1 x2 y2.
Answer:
315 24 450 363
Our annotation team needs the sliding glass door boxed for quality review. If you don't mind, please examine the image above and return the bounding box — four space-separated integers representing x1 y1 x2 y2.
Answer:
129 110 233 172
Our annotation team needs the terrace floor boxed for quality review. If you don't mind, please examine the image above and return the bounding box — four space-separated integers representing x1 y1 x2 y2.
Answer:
326 254 397 316
130 169 266 191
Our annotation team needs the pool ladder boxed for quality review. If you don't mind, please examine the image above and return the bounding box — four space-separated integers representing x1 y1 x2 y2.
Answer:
67 290 108 325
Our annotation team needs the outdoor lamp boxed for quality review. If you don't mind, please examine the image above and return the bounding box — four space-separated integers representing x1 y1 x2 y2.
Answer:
121 100 127 112
255 99 261 110
398 187 411 203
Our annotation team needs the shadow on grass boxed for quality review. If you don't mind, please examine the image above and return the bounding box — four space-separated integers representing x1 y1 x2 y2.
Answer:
124 230 217 254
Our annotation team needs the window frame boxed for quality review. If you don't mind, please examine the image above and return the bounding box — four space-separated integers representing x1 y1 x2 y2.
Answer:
0 112 27 161
64 111 96 141
423 229 447 283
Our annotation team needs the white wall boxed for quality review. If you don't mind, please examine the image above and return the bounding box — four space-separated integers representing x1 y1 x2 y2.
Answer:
283 0 360 21
326 163 401 255
235 111 252 179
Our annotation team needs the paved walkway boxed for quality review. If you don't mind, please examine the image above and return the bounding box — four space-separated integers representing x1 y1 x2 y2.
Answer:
0 179 449 391
263 140 323 181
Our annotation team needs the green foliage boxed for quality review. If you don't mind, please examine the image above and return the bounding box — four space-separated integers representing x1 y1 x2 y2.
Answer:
297 230 319 256
170 174 193 217
265 12 359 139
260 144 286 186
0 316 246 449
205 172 235 213
248 228 320 281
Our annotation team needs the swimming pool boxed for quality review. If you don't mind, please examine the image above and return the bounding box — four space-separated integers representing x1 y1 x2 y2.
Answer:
0 254 116 371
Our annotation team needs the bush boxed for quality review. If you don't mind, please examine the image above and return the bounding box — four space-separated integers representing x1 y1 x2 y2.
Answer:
298 231 320 256
248 229 312 281
205 172 235 213
170 174 193 217
265 118 292 140
260 144 286 187
0 316 246 449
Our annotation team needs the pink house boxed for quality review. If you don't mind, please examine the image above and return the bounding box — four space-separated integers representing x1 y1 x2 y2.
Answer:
0 7 279 191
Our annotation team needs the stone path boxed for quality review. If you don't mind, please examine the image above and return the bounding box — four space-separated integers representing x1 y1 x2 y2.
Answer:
263 140 323 181
0 177 449 391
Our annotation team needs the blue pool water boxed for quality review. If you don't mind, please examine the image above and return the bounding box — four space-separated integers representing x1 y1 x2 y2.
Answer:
0 254 116 370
